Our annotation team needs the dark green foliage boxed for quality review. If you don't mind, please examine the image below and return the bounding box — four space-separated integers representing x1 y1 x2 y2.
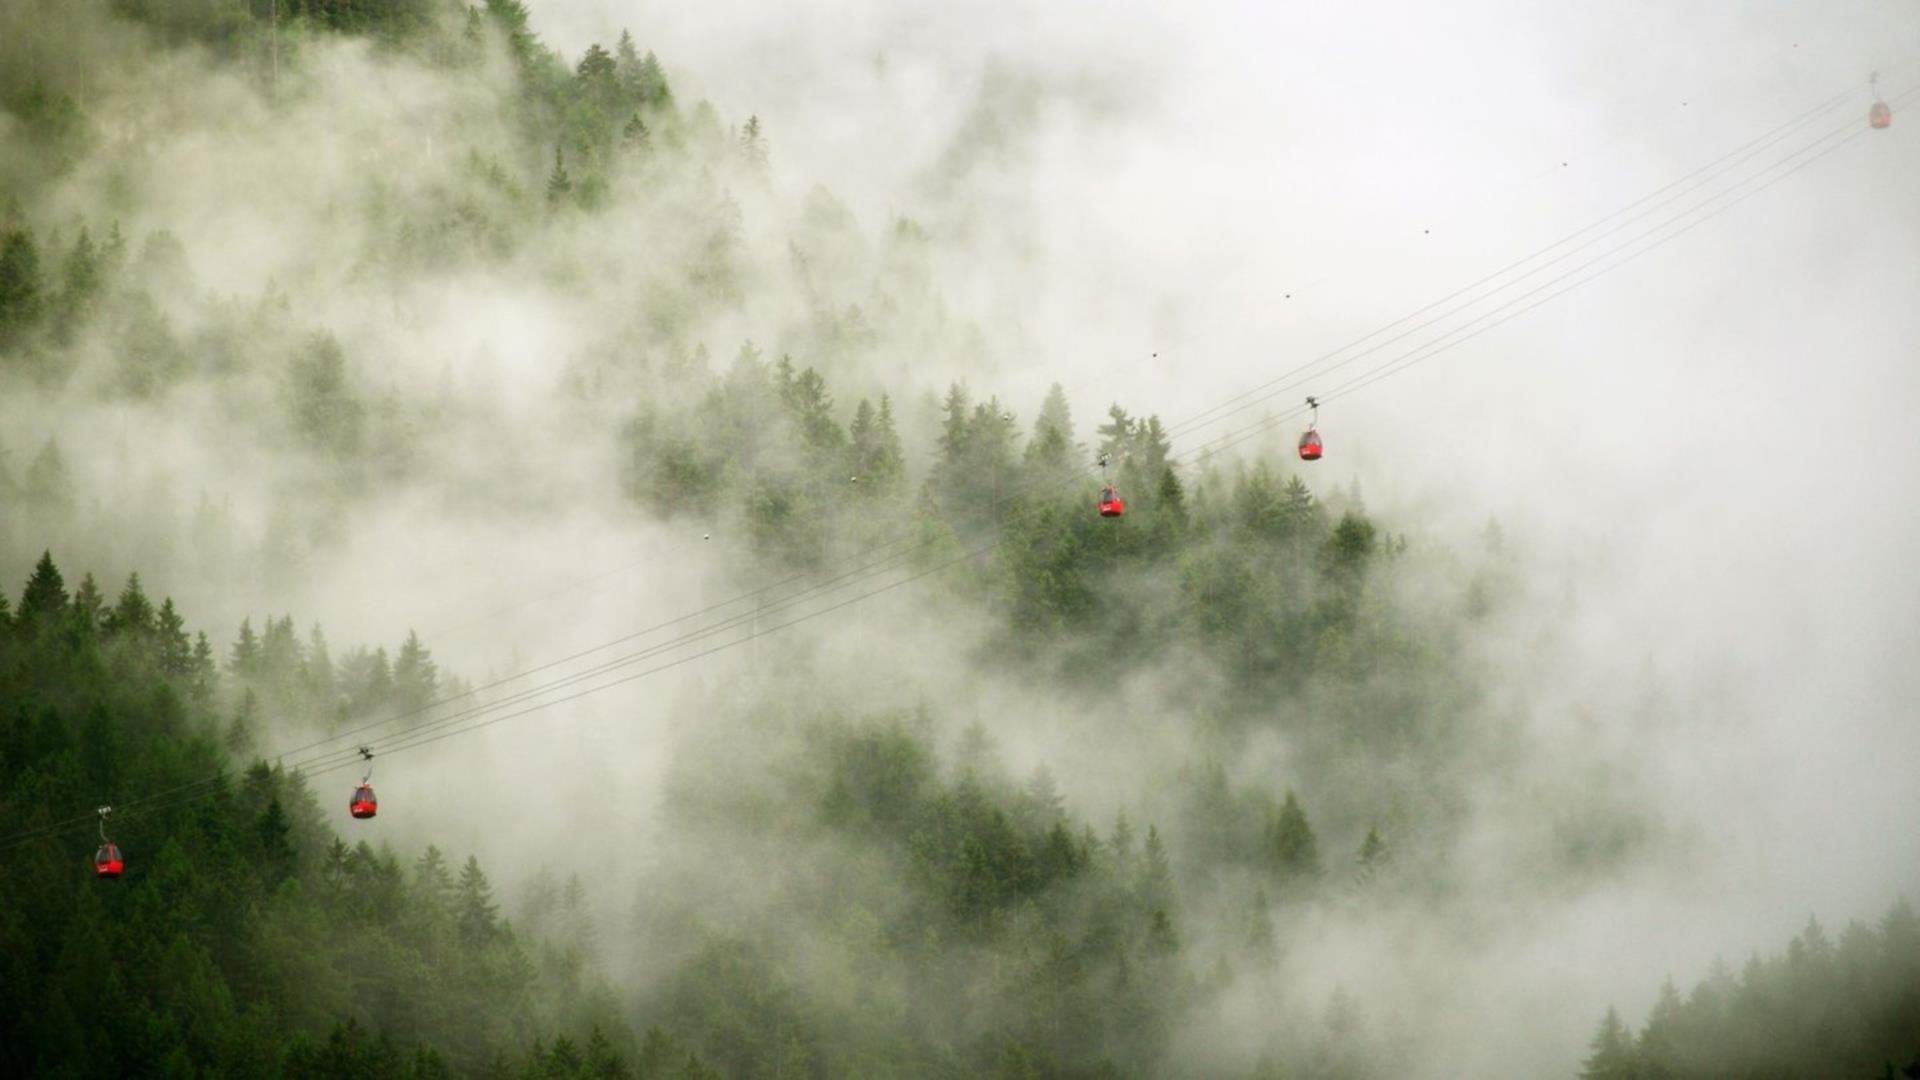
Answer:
1266 790 1321 885
640 709 1200 1075
0 226 45 348
19 549 67 624
0 554 643 1076
288 332 366 457
1592 902 1920 1077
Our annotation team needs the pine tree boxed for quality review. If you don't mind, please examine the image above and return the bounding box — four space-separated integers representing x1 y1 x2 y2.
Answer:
614 29 644 100
393 630 437 713
54 227 99 342
110 573 155 637
101 221 125 278
851 394 904 492
190 632 217 699
155 598 191 676
576 43 617 96
0 226 42 345
1138 825 1174 914
256 796 295 881
635 51 672 109
18 550 67 624
936 382 971 472
621 113 651 153
289 332 364 455
229 618 261 678
1580 1007 1637 1080
1096 404 1134 462
1267 790 1321 883
456 855 500 946
1024 383 1076 473
1637 977 1682 1077
546 146 573 206
1110 810 1136 870
69 572 106 635
305 624 337 704
583 1026 626 1079
226 689 257 756
739 114 768 176
1355 825 1388 884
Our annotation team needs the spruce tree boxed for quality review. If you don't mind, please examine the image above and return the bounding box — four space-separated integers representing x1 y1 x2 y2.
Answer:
0 226 42 344
456 855 500 946
393 630 438 712
19 551 67 623
1356 826 1388 879
155 598 191 675
229 618 261 678
1580 1007 1637 1080
546 146 573 206
1024 383 1075 473
110 573 155 637
69 572 107 635
1267 790 1321 882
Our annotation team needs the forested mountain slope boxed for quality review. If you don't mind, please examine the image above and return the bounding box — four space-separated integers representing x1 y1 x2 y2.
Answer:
3 1 1916 1077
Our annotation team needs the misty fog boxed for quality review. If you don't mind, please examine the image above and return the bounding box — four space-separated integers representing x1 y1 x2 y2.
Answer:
2 0 1917 1076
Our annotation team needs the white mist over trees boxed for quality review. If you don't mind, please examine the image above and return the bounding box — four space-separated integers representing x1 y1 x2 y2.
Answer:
2 0 1919 1077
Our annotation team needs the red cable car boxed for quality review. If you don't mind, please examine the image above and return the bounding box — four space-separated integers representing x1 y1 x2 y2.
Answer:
94 843 124 879
1871 101 1892 129
1098 484 1126 517
349 783 378 819
1298 395 1324 461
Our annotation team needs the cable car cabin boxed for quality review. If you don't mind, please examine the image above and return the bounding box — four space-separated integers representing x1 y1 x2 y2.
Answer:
349 784 378 819
94 843 123 879
1098 486 1126 517
1298 429 1324 461
1871 102 1892 129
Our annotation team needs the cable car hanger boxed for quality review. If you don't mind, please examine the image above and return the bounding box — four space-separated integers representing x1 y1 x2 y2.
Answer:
1298 397 1324 461
1097 451 1125 517
94 805 123 879
349 747 378 820
1870 73 1892 130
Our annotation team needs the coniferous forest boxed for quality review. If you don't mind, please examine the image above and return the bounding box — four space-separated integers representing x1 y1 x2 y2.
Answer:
4 1 1919 1077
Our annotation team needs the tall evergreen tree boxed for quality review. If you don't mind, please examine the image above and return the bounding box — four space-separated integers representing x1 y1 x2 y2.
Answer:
155 598 191 676
1580 1007 1636 1080
110 573 156 637
69 572 107 635
229 618 262 678
456 855 500 946
546 146 573 206
0 226 42 345
18 551 67 624
1267 790 1321 882
1024 383 1076 474
393 630 438 713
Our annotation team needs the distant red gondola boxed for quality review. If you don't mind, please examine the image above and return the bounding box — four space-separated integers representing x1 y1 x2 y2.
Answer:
349 746 378 819
94 842 124 879
1871 101 1892 129
1099 484 1126 517
94 806 122 878
1298 396 1324 461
